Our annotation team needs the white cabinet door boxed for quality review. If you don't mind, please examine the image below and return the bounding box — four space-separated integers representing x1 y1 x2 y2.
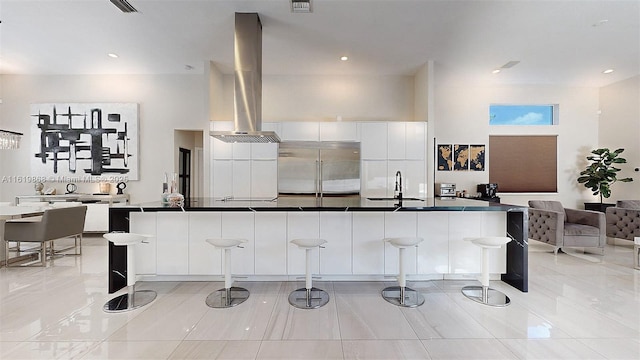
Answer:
156 212 189 275
188 212 222 275
84 203 109 232
358 122 387 160
129 212 157 275
251 143 278 160
448 212 483 274
319 212 352 274
211 121 233 160
255 212 287 275
233 143 252 160
361 160 388 198
384 212 418 275
352 212 385 274
405 122 426 160
212 160 233 198
221 212 255 275
232 160 251 199
281 122 320 141
417 212 449 274
287 212 320 275
320 122 358 141
251 160 277 199
387 122 406 160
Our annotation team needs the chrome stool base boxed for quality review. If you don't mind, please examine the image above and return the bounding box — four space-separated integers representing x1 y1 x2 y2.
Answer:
381 285 425 307
206 287 250 308
462 285 510 307
288 287 330 309
103 289 157 312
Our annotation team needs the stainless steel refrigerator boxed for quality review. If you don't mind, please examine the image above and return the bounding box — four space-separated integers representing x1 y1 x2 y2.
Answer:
278 141 361 197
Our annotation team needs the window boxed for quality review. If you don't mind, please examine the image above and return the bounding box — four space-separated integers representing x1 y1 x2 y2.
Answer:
489 104 557 125
489 135 557 193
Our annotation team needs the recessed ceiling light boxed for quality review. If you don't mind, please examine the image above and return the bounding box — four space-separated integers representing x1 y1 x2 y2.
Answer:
602 69 614 74
492 69 501 74
107 53 119 58
340 56 348 61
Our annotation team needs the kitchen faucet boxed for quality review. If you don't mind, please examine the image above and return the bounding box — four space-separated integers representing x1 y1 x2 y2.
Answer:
394 170 403 200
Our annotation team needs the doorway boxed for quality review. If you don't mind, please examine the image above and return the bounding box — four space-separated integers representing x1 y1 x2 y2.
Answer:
174 130 204 199
179 147 191 199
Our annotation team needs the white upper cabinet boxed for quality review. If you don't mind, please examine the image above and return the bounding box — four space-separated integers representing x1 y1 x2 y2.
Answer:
319 122 358 141
388 122 426 160
358 122 387 160
281 122 320 141
405 122 426 160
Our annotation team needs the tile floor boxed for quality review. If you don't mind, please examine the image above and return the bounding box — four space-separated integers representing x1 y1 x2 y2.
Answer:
1 236 639 359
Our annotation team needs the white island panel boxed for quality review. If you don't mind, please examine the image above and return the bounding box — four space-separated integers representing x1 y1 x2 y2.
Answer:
319 212 352 275
221 212 255 275
188 212 222 275
255 212 287 274
417 212 449 274
352 212 385 274
384 212 418 275
129 212 157 275
156 212 189 275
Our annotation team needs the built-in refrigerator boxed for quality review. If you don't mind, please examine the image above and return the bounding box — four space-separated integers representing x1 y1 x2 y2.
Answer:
278 141 360 197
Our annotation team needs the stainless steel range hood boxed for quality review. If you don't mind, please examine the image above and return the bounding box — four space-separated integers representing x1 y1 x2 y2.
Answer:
211 13 280 143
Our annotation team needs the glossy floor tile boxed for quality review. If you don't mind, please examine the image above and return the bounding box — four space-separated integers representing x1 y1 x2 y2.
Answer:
1 236 639 359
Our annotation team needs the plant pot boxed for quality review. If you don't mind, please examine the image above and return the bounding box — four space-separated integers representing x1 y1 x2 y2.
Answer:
584 202 615 213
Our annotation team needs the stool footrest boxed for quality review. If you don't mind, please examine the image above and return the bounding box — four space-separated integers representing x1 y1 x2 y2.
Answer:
288 287 330 309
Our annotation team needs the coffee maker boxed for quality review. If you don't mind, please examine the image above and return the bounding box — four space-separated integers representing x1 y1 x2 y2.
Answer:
477 183 498 198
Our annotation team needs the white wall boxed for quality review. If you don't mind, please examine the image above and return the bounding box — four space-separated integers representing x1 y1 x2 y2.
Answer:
0 74 207 203
598 75 640 202
434 84 600 208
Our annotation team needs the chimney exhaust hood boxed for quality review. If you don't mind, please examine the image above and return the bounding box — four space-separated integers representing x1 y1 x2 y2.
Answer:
211 13 280 143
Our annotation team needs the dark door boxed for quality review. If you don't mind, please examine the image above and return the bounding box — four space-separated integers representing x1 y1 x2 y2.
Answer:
179 147 191 199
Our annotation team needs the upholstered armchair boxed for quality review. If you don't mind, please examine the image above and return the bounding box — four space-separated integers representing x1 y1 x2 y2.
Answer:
606 200 640 242
528 200 606 254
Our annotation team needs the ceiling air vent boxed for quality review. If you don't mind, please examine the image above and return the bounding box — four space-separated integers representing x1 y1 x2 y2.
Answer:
291 0 312 13
110 0 138 13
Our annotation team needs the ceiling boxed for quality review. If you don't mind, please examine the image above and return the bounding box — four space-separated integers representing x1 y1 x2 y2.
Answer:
0 0 638 87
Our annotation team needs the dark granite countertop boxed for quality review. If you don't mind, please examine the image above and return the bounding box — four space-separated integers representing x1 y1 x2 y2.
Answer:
113 196 525 212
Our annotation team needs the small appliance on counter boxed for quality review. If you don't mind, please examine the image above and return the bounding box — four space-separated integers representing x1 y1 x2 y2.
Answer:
477 183 498 198
477 183 500 203
435 183 456 198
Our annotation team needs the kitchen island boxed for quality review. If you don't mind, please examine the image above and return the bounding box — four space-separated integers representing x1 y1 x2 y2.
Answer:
108 197 528 293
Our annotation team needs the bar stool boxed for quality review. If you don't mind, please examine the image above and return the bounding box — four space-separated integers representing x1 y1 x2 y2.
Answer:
205 238 250 308
461 236 512 307
289 238 329 309
103 232 157 312
382 237 425 307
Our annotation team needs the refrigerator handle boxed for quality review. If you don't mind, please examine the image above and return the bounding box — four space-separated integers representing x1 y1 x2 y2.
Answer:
315 160 320 198
319 160 324 199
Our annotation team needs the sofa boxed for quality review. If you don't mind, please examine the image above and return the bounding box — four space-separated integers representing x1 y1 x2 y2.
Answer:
606 200 640 242
528 200 606 254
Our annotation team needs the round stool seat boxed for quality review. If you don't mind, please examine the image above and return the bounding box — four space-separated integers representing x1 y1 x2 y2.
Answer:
468 236 511 248
103 232 156 313
385 237 423 248
206 238 247 249
291 238 327 249
104 232 150 246
205 238 250 308
462 236 512 307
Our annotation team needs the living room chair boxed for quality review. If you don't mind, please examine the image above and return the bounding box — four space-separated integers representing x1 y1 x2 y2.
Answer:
528 200 605 254
4 206 87 266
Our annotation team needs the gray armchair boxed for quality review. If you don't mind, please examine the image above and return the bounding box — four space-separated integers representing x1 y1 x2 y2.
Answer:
4 205 87 267
528 200 606 254
606 200 640 242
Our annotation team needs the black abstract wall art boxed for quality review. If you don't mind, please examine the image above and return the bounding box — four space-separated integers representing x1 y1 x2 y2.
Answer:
30 103 139 180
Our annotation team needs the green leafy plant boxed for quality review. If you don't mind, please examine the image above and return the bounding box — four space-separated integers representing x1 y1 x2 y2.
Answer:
577 148 633 203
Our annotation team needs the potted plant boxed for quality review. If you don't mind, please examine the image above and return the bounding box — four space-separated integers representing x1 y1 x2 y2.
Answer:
577 148 633 212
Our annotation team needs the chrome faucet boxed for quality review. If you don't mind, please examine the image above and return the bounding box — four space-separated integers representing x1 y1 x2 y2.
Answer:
394 170 403 200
